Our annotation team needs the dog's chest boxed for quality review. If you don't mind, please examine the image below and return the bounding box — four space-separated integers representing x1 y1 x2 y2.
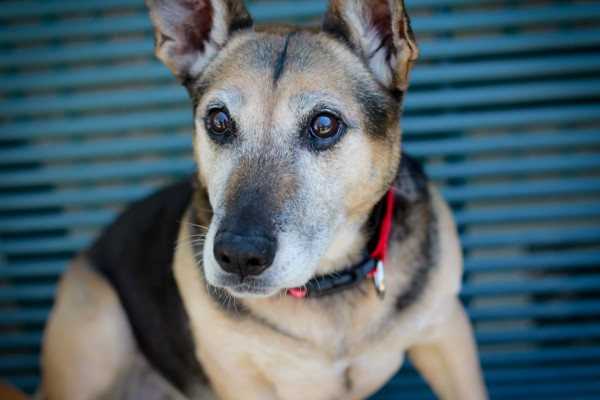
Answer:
174 249 411 400
195 308 406 400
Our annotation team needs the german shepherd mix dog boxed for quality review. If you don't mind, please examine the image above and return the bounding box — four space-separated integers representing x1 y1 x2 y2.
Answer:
42 0 488 399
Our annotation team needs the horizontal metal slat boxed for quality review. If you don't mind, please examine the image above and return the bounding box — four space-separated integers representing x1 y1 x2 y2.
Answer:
481 345 600 366
427 155 600 180
376 381 600 400
469 300 600 321
0 284 56 302
464 250 600 273
454 201 600 226
0 85 188 118
405 129 600 157
0 14 152 45
0 38 154 69
441 178 600 203
462 275 600 297
490 382 600 399
411 53 600 86
0 235 91 256
0 159 194 188
0 309 49 326
403 104 600 135
0 333 42 348
1 63 170 94
406 78 600 110
0 356 39 372
413 4 600 34
477 323 600 344
0 210 114 233
419 29 600 60
0 184 154 211
461 226 600 249
0 3 327 44
0 108 191 140
0 135 190 165
0 260 68 279
0 0 144 20
392 365 600 388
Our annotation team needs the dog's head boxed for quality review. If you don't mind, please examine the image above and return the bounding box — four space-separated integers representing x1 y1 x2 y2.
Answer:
147 0 418 297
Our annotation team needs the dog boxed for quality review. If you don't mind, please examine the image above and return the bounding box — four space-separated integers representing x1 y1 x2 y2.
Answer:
41 0 488 399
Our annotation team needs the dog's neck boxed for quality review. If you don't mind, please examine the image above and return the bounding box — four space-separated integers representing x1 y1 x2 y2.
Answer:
315 217 370 275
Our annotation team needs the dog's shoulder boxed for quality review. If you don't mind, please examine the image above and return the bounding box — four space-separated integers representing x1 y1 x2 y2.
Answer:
85 180 208 395
88 181 193 266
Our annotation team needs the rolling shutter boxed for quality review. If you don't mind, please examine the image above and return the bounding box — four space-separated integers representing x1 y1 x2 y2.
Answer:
1 0 599 398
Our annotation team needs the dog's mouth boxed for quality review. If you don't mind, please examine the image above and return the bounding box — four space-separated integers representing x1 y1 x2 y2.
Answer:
211 274 283 298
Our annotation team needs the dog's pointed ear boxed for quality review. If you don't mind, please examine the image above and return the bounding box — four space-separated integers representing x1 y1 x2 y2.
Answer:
322 0 418 92
146 0 253 83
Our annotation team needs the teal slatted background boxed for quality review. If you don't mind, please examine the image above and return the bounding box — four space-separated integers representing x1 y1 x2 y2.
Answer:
1 0 599 398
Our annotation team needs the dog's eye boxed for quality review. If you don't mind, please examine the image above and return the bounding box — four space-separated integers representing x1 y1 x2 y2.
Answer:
207 109 230 135
309 113 340 140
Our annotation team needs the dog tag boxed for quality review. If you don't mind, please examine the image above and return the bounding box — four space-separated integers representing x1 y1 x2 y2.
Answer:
373 260 386 299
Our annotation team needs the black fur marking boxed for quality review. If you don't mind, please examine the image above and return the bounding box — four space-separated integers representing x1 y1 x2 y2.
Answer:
395 213 437 313
273 32 296 85
398 153 429 195
191 77 213 113
87 181 208 395
228 12 253 35
354 79 396 139
344 367 353 392
392 154 437 313
322 12 355 51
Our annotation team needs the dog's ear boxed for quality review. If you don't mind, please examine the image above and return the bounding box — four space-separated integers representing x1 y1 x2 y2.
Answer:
146 0 253 83
323 0 418 92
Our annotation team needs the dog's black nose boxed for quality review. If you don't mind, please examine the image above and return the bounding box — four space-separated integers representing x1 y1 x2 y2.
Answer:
213 231 276 278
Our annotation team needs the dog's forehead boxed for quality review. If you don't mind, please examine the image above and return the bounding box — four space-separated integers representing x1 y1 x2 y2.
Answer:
194 29 395 134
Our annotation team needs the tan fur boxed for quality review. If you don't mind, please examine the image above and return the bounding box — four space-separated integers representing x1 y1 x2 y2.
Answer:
42 0 487 398
42 258 136 400
170 183 485 400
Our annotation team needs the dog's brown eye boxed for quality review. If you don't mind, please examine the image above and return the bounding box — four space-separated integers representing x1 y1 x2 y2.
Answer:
309 113 340 140
207 109 230 135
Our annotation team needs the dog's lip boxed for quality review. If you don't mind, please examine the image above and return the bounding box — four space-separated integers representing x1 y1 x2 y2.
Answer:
210 275 282 298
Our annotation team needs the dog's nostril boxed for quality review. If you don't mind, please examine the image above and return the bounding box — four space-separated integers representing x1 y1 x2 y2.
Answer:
247 258 260 268
220 255 231 264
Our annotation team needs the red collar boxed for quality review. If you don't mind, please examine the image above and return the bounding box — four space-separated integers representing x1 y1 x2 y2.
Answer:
288 188 395 299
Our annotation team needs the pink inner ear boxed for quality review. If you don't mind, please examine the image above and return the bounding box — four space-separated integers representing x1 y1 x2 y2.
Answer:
369 0 397 57
183 0 214 54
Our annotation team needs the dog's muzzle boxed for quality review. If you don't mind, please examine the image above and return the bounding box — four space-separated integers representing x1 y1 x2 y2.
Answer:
213 230 276 278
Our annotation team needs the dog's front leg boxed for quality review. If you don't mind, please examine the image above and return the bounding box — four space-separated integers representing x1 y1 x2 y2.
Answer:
408 298 488 400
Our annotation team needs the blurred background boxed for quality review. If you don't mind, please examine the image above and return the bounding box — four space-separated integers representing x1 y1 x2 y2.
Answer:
0 0 599 399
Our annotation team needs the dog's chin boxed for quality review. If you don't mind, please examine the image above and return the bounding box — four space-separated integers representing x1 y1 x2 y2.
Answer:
225 284 282 299
207 274 284 299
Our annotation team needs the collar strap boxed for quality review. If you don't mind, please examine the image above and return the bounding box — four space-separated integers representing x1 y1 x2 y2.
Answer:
288 188 395 300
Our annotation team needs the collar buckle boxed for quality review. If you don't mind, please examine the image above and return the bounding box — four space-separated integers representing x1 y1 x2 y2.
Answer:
373 260 386 300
